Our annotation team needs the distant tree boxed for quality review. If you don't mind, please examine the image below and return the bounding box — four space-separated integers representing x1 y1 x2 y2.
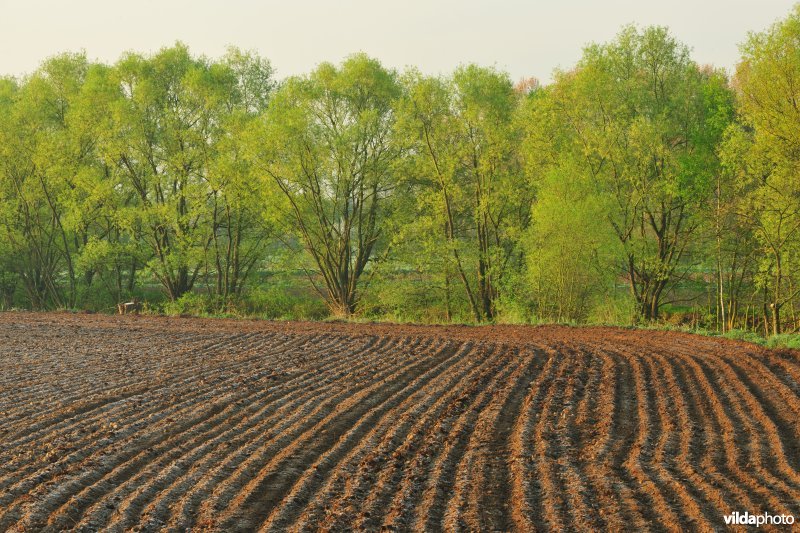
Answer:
722 5 800 334
527 26 734 321
711 127 757 333
68 62 143 304
0 54 92 308
95 44 275 302
518 82 623 323
514 76 540 95
249 54 402 316
204 48 275 305
396 65 531 322
97 45 209 300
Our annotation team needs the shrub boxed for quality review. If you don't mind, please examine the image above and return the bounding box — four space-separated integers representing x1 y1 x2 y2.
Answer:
722 328 766 345
765 334 800 349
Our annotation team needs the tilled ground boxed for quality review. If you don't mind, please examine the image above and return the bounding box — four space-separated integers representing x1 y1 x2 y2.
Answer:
0 312 799 532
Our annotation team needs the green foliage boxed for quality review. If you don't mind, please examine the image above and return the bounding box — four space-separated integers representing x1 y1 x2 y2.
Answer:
525 26 734 322
722 328 766 345
587 292 638 326
719 5 800 335
161 292 216 317
765 334 800 350
360 268 475 324
248 54 401 317
245 280 328 320
394 65 531 322
3 8 800 338
520 160 621 323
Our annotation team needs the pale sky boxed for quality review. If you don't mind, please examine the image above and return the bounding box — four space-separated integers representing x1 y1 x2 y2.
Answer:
0 0 796 84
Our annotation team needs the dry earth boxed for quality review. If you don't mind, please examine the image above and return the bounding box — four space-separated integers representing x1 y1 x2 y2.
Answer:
0 312 799 531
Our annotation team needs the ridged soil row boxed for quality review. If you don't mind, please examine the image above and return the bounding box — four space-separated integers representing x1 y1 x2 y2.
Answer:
679 349 800 514
718 353 800 477
526 348 577 530
122 334 406 531
761 350 800 393
439 347 542 532
764 350 800 384
3 333 349 531
190 339 430 521
529 344 630 531
257 341 486 532
658 350 758 517
464 348 544 532
671 336 800 469
638 346 707 528
211 337 452 531
507 347 562 533
658 350 746 522
636 348 716 529
0 330 217 441
668 345 792 516
75 334 377 531
659 337 800 516
167 336 418 531
549 340 663 528
569 346 633 531
551 344 622 531
0 332 314 526
539 345 600 532
605 345 707 527
348 344 519 532
115 336 398 530
294 343 511 532
570 347 602 445
398 349 523 532
0 328 178 402
600 343 675 529
0 333 297 528
0 331 280 448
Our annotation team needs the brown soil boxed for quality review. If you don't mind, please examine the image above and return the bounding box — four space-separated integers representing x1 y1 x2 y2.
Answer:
0 312 798 531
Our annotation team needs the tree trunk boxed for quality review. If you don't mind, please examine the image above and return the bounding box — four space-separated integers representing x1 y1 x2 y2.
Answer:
771 303 781 336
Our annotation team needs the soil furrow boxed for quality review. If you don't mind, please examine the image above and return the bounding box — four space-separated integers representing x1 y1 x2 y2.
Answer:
213 338 447 531
276 343 499 531
1 313 798 531
258 340 479 532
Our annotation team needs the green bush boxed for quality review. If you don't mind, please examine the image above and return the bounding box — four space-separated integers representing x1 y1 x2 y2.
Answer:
359 271 474 324
244 283 328 320
765 333 800 349
722 328 766 345
161 293 217 316
587 292 636 326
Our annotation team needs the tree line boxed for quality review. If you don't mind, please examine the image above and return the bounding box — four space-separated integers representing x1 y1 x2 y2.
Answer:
2 6 800 334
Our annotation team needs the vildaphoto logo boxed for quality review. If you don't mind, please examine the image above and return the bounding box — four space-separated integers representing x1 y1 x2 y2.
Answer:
723 511 795 527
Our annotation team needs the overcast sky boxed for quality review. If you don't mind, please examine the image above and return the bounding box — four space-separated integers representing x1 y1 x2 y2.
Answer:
0 0 795 83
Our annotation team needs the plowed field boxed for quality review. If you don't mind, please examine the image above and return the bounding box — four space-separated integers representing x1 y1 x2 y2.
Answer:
1 312 799 531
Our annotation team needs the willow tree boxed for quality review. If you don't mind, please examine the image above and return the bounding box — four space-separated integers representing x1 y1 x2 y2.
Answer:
518 80 621 323
396 66 529 322
97 45 209 300
722 5 800 334
0 54 94 309
250 54 401 316
204 49 275 304
532 26 733 321
97 44 274 302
